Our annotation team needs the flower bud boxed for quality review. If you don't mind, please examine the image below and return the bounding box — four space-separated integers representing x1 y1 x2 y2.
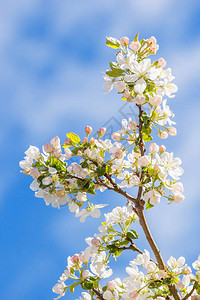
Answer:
129 41 141 51
148 142 159 155
98 127 106 137
64 148 72 159
158 270 167 278
138 155 150 166
71 254 80 264
82 137 87 144
157 58 166 68
111 132 121 141
53 149 62 158
120 37 129 46
173 194 185 203
50 136 60 148
129 291 138 299
82 270 90 279
149 96 162 106
77 150 83 157
85 126 93 135
115 150 123 159
129 120 137 131
107 280 117 291
183 266 192 275
154 164 160 172
56 189 65 198
147 36 157 46
150 44 159 54
158 131 168 139
43 143 54 153
159 145 166 153
114 81 126 93
64 138 72 145
134 95 146 105
168 127 177 136
91 238 101 247
30 168 40 179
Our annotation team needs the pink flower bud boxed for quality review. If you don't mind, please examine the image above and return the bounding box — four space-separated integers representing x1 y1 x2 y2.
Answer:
183 266 192 275
138 155 150 166
53 149 62 158
171 182 184 195
158 270 167 278
159 145 166 153
85 126 93 135
77 150 83 157
64 138 72 145
64 148 72 159
98 127 106 137
158 131 168 139
154 164 160 172
129 41 141 51
30 168 40 179
157 58 166 68
134 95 146 105
111 132 121 141
168 127 177 136
107 280 117 291
147 36 157 46
120 37 129 46
173 194 185 203
71 254 80 264
129 291 138 299
148 142 159 155
115 150 123 159
91 238 101 247
127 96 134 102
43 143 54 153
82 137 87 144
150 45 159 54
56 189 65 198
149 96 162 106
129 120 137 131
82 270 90 279
50 136 60 148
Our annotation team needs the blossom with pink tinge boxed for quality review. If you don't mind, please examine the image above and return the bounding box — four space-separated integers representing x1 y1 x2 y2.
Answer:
120 37 129 46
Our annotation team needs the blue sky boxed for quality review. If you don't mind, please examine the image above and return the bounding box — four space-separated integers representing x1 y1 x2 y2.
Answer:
1 0 200 299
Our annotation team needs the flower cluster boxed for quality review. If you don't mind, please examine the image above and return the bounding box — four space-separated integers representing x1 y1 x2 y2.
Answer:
52 205 200 300
19 34 199 300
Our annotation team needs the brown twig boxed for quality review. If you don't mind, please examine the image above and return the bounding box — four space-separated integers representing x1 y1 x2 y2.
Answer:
92 288 105 299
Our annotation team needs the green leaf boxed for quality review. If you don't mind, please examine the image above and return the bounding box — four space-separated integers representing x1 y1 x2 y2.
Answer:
87 182 96 195
66 132 81 145
146 202 154 210
106 69 124 78
115 249 123 257
127 230 139 240
69 285 74 293
81 161 89 169
106 37 121 49
97 166 106 177
133 32 139 42
82 281 94 290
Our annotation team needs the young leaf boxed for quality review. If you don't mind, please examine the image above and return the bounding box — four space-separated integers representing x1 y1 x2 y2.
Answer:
66 132 81 145
106 37 121 49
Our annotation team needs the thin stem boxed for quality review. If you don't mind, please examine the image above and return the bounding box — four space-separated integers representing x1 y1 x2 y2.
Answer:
92 288 105 299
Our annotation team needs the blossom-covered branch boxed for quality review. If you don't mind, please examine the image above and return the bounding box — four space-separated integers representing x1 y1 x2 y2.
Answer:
20 34 200 300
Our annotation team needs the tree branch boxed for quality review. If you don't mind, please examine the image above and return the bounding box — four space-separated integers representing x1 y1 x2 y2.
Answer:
92 288 105 299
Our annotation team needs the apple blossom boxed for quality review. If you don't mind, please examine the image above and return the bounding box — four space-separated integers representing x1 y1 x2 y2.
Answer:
20 34 200 300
